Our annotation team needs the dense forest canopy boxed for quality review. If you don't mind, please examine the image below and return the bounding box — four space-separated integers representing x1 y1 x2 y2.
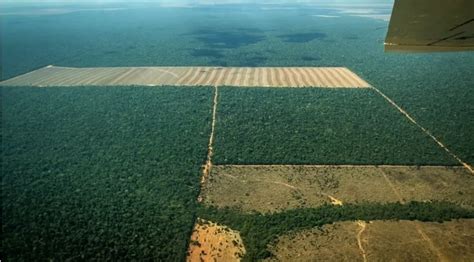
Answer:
2 86 212 260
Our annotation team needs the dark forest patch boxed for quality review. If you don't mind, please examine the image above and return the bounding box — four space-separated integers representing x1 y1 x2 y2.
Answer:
103 50 120 55
210 60 228 67
236 55 268 67
188 28 266 49
190 48 225 59
301 55 321 61
278 32 326 43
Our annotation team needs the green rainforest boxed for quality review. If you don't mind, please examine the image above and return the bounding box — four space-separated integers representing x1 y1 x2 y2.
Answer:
1 2 473 261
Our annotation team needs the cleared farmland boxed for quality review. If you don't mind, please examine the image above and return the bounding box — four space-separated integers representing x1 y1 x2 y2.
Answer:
265 219 474 262
202 165 474 213
0 66 371 88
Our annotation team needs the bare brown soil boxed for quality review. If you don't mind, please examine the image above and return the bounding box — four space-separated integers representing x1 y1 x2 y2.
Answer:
0 66 371 88
201 165 473 213
265 219 474 262
187 218 246 262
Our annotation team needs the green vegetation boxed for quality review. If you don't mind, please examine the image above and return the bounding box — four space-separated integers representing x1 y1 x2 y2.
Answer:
213 87 456 165
198 202 474 261
1 4 473 260
356 63 474 165
1 3 471 165
1 86 212 261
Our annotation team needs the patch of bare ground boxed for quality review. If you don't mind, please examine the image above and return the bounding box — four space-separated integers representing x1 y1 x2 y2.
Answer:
201 165 473 213
187 218 245 262
265 219 474 262
0 66 371 88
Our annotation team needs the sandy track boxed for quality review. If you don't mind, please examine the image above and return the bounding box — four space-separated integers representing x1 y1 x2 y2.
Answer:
198 86 219 204
1 66 372 88
356 221 368 262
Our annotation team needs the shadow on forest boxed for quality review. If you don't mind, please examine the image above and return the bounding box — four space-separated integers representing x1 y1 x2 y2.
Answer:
301 55 321 61
278 32 326 43
241 55 267 66
209 55 268 67
190 48 225 59
188 28 266 49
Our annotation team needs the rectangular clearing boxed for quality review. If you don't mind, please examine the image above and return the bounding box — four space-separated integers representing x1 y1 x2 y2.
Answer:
266 220 474 262
202 165 474 213
0 66 371 88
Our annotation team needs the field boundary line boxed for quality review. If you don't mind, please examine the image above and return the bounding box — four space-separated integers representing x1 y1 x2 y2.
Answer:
198 85 219 202
214 164 464 168
370 86 473 174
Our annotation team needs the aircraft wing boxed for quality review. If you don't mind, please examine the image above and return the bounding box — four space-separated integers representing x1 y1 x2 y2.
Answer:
385 0 474 52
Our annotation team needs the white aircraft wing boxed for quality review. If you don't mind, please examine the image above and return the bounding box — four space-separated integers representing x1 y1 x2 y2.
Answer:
385 0 474 52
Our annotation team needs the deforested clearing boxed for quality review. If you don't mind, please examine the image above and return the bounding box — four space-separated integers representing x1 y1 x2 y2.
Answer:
202 165 473 213
0 66 371 88
187 218 245 262
265 219 474 262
